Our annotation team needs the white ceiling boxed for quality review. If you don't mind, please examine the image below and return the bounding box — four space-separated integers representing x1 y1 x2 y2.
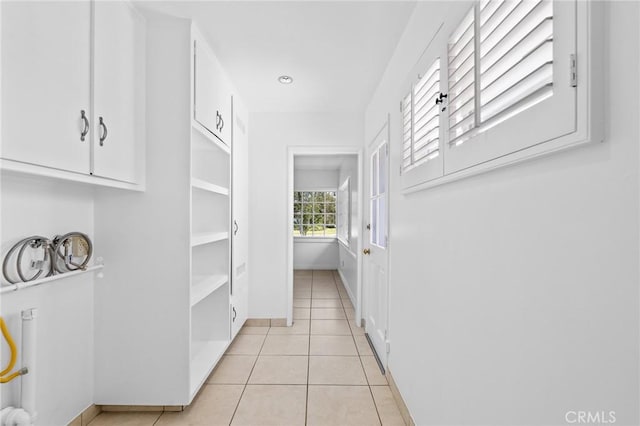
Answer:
136 1 416 113
294 154 355 171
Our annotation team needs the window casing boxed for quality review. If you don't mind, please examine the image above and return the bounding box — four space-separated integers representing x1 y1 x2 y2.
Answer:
337 178 351 246
293 191 337 238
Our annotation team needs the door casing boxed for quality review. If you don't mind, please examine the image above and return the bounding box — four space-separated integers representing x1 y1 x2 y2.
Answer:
286 146 364 326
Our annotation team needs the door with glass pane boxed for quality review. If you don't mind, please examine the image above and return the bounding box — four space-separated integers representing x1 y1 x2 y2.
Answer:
363 121 390 367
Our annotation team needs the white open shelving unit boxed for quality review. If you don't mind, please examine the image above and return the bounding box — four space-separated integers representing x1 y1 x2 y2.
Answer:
94 17 239 406
188 114 232 398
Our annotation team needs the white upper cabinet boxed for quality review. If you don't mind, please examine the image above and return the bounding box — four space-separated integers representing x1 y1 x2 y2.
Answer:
92 1 145 184
1 1 145 189
1 2 91 174
193 33 232 145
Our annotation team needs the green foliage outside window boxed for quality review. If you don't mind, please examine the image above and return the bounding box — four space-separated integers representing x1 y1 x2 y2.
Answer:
293 191 337 237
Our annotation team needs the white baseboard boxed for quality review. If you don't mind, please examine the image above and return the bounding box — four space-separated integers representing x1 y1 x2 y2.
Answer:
294 264 339 270
337 268 356 309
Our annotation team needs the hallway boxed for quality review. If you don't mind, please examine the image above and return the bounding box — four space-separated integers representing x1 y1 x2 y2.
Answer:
86 270 405 425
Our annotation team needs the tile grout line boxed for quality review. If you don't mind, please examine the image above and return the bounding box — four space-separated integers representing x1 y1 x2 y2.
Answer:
337 270 384 426
342 268 384 425
304 271 315 426
227 330 269 425
335 271 384 426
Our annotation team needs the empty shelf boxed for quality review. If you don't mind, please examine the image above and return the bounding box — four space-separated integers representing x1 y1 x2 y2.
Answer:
191 178 229 195
190 340 229 398
191 232 229 247
191 274 228 306
192 121 231 154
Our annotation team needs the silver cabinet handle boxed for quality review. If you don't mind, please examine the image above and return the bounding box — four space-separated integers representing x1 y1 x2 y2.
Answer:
80 110 89 141
215 111 225 132
232 306 237 321
233 220 239 236
99 117 108 146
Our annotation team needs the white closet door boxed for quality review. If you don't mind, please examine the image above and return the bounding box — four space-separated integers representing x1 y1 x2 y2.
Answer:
92 1 143 183
193 35 232 145
231 96 249 338
1 2 91 173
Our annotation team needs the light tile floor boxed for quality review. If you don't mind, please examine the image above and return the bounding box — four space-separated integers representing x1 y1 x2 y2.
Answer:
89 270 405 426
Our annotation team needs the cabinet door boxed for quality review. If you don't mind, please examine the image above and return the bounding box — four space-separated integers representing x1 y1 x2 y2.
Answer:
92 1 144 183
231 96 249 338
193 37 231 145
1 2 91 173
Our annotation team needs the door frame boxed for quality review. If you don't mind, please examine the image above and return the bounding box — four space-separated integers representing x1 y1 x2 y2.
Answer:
286 146 363 327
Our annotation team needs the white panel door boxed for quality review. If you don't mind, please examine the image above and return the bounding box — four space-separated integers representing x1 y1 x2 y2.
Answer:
231 96 249 338
363 121 390 367
92 1 143 183
193 36 231 145
1 2 91 173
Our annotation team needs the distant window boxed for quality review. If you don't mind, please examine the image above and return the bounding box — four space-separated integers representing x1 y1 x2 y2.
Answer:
293 191 337 237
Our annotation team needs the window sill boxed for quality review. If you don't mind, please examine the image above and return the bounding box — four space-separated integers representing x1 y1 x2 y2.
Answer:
337 238 351 250
402 128 602 194
294 237 337 243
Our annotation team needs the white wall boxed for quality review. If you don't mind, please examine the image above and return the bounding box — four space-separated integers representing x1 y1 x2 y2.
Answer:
293 168 339 270
294 169 337 191
0 175 95 425
365 2 639 425
293 239 338 270
248 112 362 318
337 156 359 302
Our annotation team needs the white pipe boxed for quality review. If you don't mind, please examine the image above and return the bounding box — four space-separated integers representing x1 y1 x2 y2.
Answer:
20 309 36 424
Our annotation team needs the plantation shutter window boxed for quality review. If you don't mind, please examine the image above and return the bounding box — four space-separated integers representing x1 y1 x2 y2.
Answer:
400 0 598 192
445 0 577 174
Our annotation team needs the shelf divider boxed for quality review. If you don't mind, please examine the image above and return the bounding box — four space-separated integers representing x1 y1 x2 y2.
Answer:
192 121 231 154
191 178 229 195
191 231 229 247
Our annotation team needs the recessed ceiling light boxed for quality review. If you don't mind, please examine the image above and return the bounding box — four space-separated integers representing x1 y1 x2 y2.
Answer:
278 75 293 84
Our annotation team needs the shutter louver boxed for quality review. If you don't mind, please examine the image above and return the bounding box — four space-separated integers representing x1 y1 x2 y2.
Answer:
412 58 440 166
402 93 412 170
480 0 554 123
448 7 476 146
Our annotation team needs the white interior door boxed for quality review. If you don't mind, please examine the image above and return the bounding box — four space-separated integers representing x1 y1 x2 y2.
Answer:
231 97 249 338
363 122 390 367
